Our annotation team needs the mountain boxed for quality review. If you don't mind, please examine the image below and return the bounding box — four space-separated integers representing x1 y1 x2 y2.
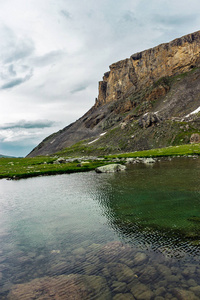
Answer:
0 154 15 158
28 30 200 157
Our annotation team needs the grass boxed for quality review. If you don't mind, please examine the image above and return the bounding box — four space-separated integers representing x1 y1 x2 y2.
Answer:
106 143 200 159
0 157 106 179
0 143 200 179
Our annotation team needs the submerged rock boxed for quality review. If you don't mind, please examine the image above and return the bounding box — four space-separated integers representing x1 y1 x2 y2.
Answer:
8 274 111 300
103 263 135 283
133 252 148 265
113 293 135 300
95 164 126 173
173 288 199 300
97 241 132 263
112 281 127 293
131 283 154 300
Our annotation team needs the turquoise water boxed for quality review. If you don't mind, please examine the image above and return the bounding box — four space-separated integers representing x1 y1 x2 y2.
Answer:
0 157 200 299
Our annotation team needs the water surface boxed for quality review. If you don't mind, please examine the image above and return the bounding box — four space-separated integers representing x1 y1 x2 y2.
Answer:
0 157 200 299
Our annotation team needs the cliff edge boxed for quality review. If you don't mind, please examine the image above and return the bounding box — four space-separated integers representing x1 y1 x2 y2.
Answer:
28 30 200 157
96 31 200 106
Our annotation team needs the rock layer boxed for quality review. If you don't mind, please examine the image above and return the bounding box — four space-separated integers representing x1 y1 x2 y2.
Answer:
96 30 200 107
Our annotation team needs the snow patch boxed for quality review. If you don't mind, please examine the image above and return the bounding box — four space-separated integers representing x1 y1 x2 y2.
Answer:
100 132 107 136
185 106 200 118
88 138 99 145
88 132 107 144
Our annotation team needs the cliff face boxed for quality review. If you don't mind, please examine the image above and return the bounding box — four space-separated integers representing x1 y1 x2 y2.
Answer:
96 31 200 106
28 30 200 157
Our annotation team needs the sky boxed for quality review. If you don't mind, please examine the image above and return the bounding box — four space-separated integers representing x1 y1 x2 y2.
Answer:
0 0 199 157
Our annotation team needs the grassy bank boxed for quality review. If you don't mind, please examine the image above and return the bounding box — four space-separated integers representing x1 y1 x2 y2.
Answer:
0 157 106 179
0 143 200 179
106 143 200 158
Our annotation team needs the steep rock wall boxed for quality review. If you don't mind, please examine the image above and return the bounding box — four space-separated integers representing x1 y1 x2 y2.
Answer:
96 30 200 106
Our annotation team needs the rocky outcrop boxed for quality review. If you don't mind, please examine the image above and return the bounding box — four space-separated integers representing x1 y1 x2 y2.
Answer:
96 30 200 107
138 113 161 128
27 30 200 157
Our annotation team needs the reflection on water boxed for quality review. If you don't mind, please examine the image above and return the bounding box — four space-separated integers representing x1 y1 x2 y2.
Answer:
97 158 200 258
0 158 200 299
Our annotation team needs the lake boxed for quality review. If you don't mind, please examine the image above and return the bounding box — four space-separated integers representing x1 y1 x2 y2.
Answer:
0 157 200 299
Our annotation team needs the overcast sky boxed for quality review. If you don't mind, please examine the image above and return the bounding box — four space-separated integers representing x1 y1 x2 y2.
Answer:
0 0 199 156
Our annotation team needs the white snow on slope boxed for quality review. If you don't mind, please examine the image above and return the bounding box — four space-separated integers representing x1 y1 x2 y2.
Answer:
185 106 200 118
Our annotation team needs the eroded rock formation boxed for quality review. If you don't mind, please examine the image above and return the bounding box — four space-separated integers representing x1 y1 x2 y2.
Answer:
27 30 200 157
96 31 200 107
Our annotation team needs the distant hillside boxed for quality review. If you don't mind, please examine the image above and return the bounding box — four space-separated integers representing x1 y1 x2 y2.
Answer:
0 154 16 158
28 30 200 157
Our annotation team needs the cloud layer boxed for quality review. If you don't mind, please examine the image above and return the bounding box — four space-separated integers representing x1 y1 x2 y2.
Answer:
0 0 200 156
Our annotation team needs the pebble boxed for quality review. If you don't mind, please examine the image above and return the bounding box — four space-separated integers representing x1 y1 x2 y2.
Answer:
190 286 200 297
72 247 86 256
133 252 148 265
113 293 135 300
173 288 199 300
155 286 166 296
112 281 127 293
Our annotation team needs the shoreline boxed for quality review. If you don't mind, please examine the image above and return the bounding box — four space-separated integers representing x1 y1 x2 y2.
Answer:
0 148 199 180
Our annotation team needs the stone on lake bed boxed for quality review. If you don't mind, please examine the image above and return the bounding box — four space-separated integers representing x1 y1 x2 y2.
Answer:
112 281 127 293
173 288 199 300
131 283 154 300
113 293 135 300
190 286 200 297
98 241 133 262
72 247 86 256
133 252 148 265
8 274 111 300
103 263 135 283
95 164 126 173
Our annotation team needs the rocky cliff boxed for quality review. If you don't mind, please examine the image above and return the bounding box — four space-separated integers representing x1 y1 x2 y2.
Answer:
28 30 200 157
96 31 200 106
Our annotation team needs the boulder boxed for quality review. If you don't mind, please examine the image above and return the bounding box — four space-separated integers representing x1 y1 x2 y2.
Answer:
138 113 161 128
95 164 126 173
190 133 200 144
142 157 156 164
125 158 137 164
54 157 67 164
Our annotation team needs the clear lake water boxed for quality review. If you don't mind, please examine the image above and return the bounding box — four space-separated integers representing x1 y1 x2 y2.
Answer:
0 157 200 299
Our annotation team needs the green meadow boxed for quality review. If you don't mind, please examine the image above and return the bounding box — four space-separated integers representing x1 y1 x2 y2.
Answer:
0 143 200 179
